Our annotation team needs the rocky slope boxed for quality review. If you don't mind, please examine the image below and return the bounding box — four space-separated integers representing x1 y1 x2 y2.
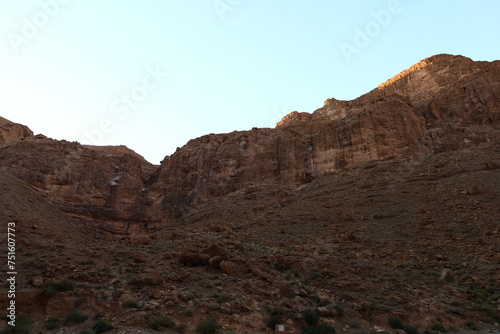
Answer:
1 142 498 334
0 53 498 333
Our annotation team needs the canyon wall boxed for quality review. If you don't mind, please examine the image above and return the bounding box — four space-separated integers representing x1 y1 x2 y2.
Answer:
1 54 498 230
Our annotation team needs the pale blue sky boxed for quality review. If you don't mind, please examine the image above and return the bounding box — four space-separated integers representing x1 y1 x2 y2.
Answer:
1 1 499 163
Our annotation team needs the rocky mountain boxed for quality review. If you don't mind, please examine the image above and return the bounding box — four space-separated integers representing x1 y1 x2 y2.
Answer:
0 54 498 333
150 54 499 221
0 54 498 232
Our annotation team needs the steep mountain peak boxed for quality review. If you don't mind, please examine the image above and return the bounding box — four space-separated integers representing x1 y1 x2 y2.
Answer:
376 54 470 90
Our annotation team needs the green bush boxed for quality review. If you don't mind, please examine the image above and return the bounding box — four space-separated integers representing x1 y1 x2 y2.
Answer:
64 311 88 325
317 324 336 334
465 322 478 331
40 286 57 298
80 330 94 334
123 298 139 308
0 314 33 334
348 319 361 329
196 319 220 334
215 294 229 303
302 310 320 326
40 280 75 298
388 317 404 330
92 319 114 333
334 305 345 316
267 315 282 330
45 316 60 330
403 324 419 334
267 306 285 315
150 315 175 330
301 326 319 334
430 322 446 333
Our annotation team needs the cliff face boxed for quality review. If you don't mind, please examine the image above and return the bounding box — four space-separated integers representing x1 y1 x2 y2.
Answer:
0 116 33 145
150 54 499 221
0 137 158 234
0 54 498 229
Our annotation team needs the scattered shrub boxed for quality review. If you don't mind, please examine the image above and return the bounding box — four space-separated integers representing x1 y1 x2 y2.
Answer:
80 330 94 334
403 324 419 334
302 326 319 334
430 322 446 333
0 314 33 334
45 316 60 330
388 317 404 330
348 319 361 329
216 294 229 303
196 319 220 334
465 321 478 331
40 286 57 298
301 325 336 334
267 315 283 330
123 298 139 308
334 305 345 316
150 315 175 330
317 324 336 334
267 306 285 315
40 280 75 298
303 310 320 326
64 311 88 325
92 319 114 333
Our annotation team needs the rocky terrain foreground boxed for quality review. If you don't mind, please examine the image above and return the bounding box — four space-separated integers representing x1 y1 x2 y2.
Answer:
0 54 499 334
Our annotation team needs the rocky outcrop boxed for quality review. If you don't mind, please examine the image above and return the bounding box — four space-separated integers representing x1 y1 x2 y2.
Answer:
0 135 158 234
151 54 499 220
320 54 500 152
0 116 33 146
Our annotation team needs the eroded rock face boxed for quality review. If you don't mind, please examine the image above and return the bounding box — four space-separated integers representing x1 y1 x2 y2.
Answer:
0 116 33 146
0 136 158 233
1 54 498 227
151 55 499 220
